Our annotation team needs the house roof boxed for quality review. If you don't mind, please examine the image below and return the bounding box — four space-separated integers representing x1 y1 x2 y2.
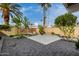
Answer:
64 3 79 12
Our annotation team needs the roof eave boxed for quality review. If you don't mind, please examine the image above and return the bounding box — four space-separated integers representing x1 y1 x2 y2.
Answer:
63 3 79 12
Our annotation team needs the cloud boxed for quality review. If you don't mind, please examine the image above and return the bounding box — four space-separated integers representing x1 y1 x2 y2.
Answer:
0 12 3 24
34 8 41 12
20 6 43 15
34 8 43 14
20 8 26 12
0 11 2 19
21 6 33 12
25 7 33 11
73 11 79 22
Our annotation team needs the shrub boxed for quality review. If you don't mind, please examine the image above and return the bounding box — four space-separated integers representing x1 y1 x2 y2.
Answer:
55 13 77 38
0 36 2 40
75 40 79 49
51 32 61 37
51 32 55 35
9 35 15 37
0 25 11 30
9 35 25 39
38 25 45 35
16 35 24 39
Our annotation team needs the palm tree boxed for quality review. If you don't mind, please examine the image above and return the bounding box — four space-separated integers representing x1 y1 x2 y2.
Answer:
40 3 51 28
22 17 29 33
12 16 22 35
22 17 29 29
0 3 22 25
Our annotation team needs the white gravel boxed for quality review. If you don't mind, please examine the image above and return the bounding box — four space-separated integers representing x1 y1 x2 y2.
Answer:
27 34 61 45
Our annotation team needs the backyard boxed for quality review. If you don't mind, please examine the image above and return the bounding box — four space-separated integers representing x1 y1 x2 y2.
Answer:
0 35 79 56
0 3 79 56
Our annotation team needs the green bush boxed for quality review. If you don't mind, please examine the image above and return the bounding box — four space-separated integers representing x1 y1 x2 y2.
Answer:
9 35 25 39
75 40 79 49
17 35 25 39
38 25 45 35
0 25 11 30
55 13 77 38
51 32 55 35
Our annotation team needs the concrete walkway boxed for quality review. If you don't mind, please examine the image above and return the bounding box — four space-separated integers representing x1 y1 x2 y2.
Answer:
27 34 61 45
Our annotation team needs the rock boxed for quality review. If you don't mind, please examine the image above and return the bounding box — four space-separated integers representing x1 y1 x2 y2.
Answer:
0 37 2 40
0 53 9 56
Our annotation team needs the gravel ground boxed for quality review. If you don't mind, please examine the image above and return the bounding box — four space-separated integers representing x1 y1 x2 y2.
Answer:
0 39 3 52
0 36 79 56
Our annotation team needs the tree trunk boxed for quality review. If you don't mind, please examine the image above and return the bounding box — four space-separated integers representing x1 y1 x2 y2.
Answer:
3 8 9 25
43 6 46 28
43 16 46 28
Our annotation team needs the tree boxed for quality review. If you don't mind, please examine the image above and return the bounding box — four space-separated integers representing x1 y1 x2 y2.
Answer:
55 13 77 38
40 3 51 28
22 17 29 29
12 16 22 35
0 3 22 25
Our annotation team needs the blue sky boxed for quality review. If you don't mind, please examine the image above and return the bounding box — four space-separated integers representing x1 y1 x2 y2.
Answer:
0 3 79 26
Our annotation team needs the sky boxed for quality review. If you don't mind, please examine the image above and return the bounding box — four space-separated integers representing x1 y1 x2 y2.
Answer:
0 3 79 26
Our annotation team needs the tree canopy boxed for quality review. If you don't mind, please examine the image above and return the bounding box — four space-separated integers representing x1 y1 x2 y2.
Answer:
55 13 77 27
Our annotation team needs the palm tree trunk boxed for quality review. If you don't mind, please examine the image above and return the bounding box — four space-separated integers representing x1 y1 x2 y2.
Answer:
3 8 9 25
43 6 46 28
43 16 46 28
